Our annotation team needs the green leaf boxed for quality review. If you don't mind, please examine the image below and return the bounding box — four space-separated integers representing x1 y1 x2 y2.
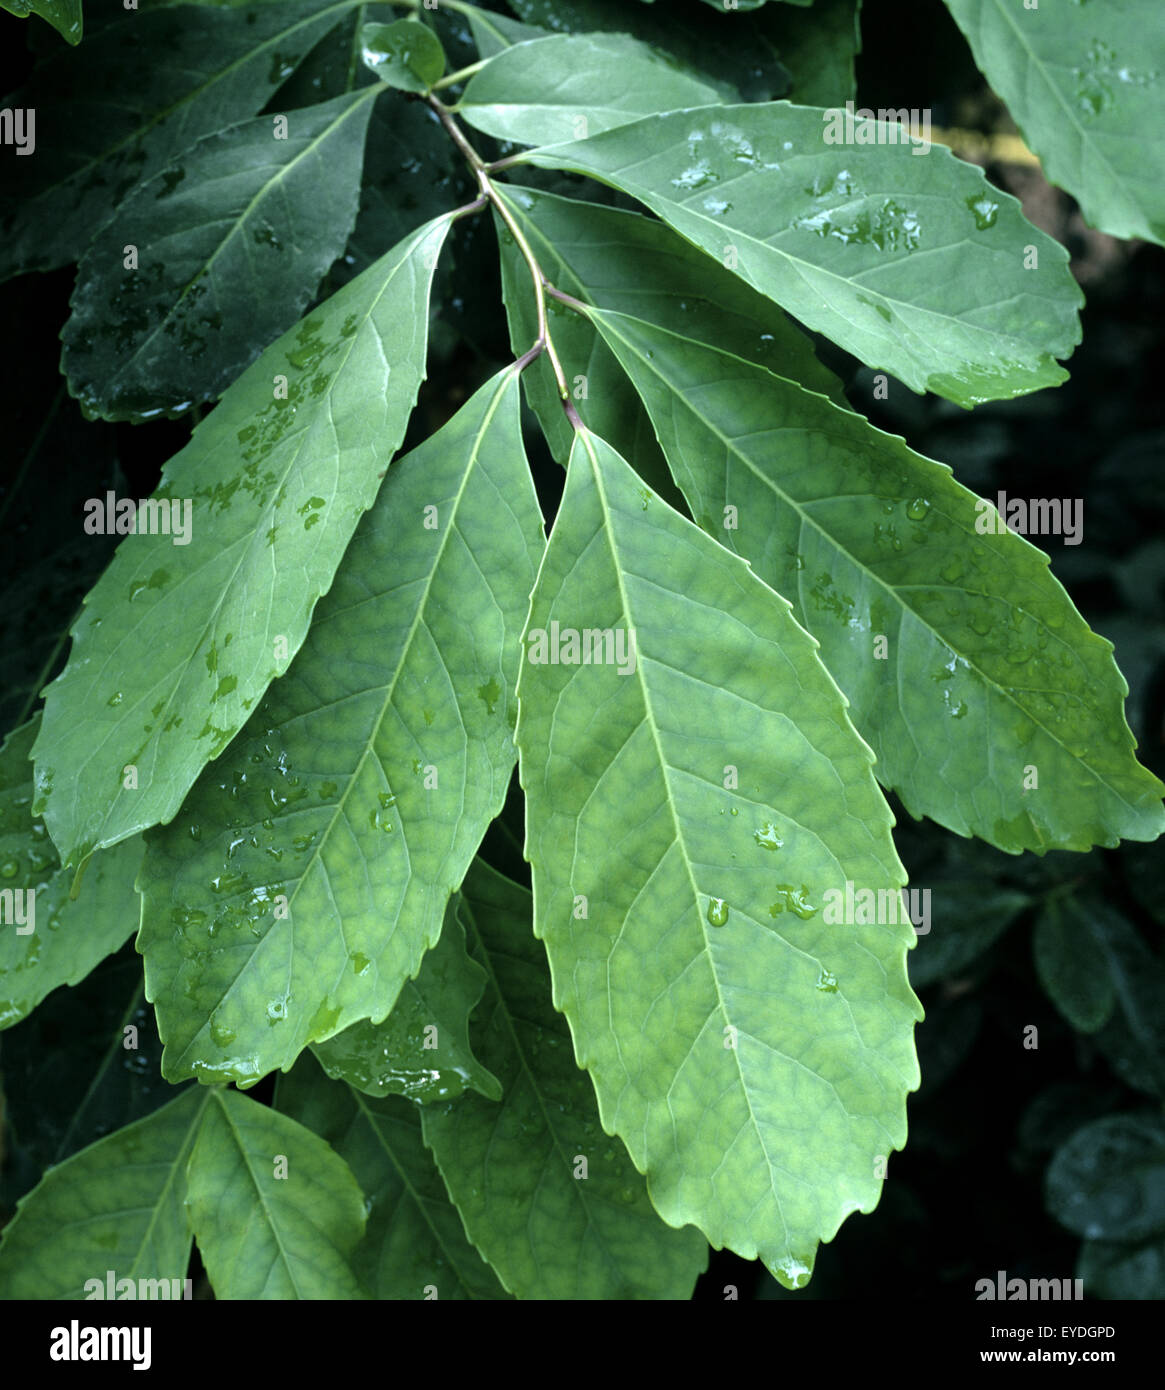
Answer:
0 0 81 44
0 1087 206 1299
518 103 1083 406
312 899 502 1103
0 0 354 280
137 366 543 1085
514 427 921 1287
361 18 446 93
277 1051 510 1299
459 33 723 145
943 0 1165 246
759 0 861 108
32 212 452 873
494 184 845 498
1034 896 1116 1034
588 309 1165 853
185 1088 366 1299
0 947 187 1206
0 718 142 1031
1046 1113 1165 1244
62 89 379 421
1084 899 1165 1098
423 862 709 1299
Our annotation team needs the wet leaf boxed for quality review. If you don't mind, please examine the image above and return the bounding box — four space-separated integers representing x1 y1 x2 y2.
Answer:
518 103 1083 406
514 427 921 1287
589 309 1165 853
422 861 709 1299
33 213 453 871
276 1050 510 1299
63 89 379 420
136 368 542 1085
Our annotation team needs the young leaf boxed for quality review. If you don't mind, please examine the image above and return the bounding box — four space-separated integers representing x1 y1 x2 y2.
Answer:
0 0 81 44
277 1051 511 1299
458 33 724 145
516 103 1083 406
137 366 543 1085
422 863 709 1299
62 88 380 421
0 718 142 1031
494 184 846 491
589 309 1165 853
312 899 503 1104
185 1088 366 1299
515 427 922 1287
361 18 446 93
32 212 454 872
944 0 1165 246
0 1087 207 1298
0 0 352 280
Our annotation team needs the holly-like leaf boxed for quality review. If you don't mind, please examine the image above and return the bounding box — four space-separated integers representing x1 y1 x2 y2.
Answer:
0 0 351 280
361 18 446 93
137 366 543 1085
588 309 1165 853
944 0 1165 246
458 33 723 145
517 103 1082 406
62 88 380 421
33 213 453 873
276 1051 510 1299
185 1088 366 1299
422 862 709 1299
312 899 502 1103
0 718 142 1031
0 0 81 44
514 427 921 1287
0 1087 206 1299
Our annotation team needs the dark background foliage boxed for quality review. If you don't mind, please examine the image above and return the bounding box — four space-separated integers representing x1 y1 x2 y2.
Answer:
1 0 1161 1300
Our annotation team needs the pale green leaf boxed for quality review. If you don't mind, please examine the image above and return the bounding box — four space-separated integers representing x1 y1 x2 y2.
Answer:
0 0 354 280
0 718 142 1030
33 213 452 872
0 1087 206 1298
137 367 543 1085
62 88 379 421
518 103 1082 406
277 1051 510 1299
515 428 921 1286
361 18 446 93
589 308 1165 853
422 862 708 1299
459 33 723 145
186 1088 366 1299
312 899 502 1103
944 0 1165 246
